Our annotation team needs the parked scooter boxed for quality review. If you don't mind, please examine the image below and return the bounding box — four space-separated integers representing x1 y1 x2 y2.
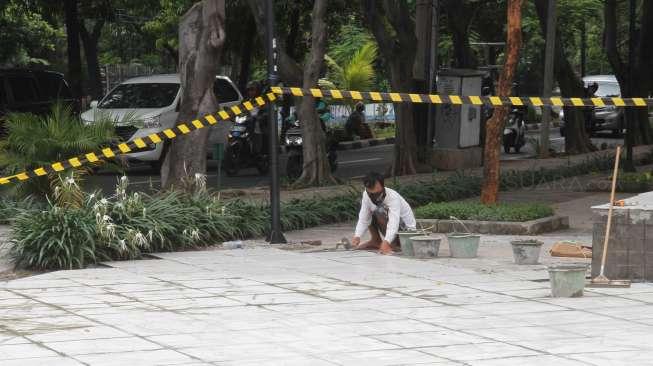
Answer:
283 114 338 179
223 114 269 176
503 106 527 153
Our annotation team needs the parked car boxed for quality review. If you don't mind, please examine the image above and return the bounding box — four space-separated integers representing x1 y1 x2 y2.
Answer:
559 75 623 136
80 74 242 169
0 69 76 133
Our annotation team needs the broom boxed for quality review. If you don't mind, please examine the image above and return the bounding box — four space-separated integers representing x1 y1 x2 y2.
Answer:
587 145 631 288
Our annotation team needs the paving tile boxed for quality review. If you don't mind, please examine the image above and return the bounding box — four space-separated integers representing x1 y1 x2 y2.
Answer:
567 350 653 366
320 349 454 366
180 343 302 362
46 336 161 355
0 356 84 366
75 349 195 365
538 296 646 309
217 356 338 366
326 319 446 335
147 331 265 348
467 355 588 366
419 342 541 361
460 301 566 315
0 332 31 345
225 292 326 305
514 336 643 354
0 343 59 360
372 330 488 348
26 325 130 343
466 325 586 342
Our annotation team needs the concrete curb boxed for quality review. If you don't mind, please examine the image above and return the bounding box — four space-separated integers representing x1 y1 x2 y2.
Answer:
417 215 570 235
525 122 561 132
337 137 395 151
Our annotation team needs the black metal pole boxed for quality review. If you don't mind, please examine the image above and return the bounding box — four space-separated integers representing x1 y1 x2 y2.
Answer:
265 0 286 243
625 0 636 172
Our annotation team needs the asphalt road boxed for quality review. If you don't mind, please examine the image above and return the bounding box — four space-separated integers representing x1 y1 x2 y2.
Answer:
86 129 623 195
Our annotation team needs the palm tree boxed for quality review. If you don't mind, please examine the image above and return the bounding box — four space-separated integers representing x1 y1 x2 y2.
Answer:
321 41 379 107
0 104 118 198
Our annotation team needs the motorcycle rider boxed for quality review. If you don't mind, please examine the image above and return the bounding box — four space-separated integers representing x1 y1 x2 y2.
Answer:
345 102 366 140
245 81 268 155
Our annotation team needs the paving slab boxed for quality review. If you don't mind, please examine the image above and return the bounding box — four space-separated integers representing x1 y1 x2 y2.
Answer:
2 243 653 364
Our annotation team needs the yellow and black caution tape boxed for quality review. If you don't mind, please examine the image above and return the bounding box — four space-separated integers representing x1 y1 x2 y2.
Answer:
1 85 651 186
272 86 653 108
0 92 277 186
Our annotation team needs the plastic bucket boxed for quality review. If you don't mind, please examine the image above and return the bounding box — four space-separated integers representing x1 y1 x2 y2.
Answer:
447 233 481 258
511 239 543 265
548 263 588 297
410 236 441 258
398 231 421 256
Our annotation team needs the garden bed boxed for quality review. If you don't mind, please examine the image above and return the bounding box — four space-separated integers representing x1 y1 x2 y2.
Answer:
417 216 569 235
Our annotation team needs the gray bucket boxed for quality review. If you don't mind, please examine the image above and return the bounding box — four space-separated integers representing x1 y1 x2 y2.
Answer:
398 231 421 256
548 263 588 297
410 236 441 258
447 233 481 258
511 239 543 265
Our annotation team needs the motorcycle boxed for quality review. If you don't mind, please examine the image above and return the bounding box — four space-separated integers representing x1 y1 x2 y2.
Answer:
223 114 269 176
503 107 526 154
283 116 338 180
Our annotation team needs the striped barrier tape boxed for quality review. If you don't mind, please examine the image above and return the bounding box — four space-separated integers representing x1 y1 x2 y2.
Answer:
0 92 277 186
1 85 651 186
272 86 653 108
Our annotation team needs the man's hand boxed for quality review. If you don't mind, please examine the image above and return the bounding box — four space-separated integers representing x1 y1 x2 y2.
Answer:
352 237 361 248
379 240 393 255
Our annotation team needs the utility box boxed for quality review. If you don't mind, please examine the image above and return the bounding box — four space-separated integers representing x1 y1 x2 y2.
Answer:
432 69 485 170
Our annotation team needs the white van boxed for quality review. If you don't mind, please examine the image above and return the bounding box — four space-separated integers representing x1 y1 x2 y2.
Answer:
81 74 242 168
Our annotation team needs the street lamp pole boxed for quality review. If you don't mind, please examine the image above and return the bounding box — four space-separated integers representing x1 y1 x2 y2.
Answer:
265 0 286 244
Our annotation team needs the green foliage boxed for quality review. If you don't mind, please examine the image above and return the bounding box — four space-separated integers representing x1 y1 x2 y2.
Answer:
0 196 39 224
616 171 653 193
415 202 554 222
0 104 119 198
0 1 62 66
6 153 620 270
326 24 374 66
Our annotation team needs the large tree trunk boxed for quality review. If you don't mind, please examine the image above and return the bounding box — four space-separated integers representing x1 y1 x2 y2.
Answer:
362 0 418 176
246 0 302 86
442 0 478 68
534 0 594 154
64 0 83 100
294 0 335 186
604 0 653 146
80 19 105 100
480 0 523 204
161 0 226 189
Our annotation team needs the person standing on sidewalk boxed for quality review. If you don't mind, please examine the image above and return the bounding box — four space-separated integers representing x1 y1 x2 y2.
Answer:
352 172 417 254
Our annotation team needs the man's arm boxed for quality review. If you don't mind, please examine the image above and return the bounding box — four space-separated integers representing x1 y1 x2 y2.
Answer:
354 193 372 239
383 197 402 244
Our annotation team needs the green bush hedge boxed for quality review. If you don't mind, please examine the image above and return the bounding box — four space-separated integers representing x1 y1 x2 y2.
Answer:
5 153 618 270
415 202 554 222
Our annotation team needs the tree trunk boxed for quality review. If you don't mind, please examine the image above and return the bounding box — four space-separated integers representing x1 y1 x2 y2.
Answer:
480 0 523 204
64 0 83 100
294 0 335 186
604 0 653 146
161 0 226 189
237 13 256 92
80 19 105 100
362 0 418 176
442 0 477 68
246 0 302 86
535 0 594 154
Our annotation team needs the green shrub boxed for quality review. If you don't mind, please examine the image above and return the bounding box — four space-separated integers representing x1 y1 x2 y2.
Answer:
415 202 554 222
5 152 620 270
0 196 40 223
0 104 120 198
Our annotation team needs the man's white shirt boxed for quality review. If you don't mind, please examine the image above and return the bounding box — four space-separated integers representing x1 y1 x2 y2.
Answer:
354 187 416 243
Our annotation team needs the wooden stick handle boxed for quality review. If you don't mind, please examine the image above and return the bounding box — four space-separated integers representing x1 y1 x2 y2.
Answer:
599 145 621 276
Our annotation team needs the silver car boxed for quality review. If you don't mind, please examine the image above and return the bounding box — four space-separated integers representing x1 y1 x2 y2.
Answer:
560 75 623 136
81 74 242 169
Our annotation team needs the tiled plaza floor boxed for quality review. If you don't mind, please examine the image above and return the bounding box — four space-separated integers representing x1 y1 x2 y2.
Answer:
2 241 653 366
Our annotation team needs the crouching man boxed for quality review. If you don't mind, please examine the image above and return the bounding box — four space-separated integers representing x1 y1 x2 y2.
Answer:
352 172 416 254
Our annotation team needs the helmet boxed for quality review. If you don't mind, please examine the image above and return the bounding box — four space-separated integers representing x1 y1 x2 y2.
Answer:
246 80 261 93
355 102 364 112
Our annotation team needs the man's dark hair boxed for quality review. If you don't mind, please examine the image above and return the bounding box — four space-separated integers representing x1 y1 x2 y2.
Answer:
363 172 384 189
